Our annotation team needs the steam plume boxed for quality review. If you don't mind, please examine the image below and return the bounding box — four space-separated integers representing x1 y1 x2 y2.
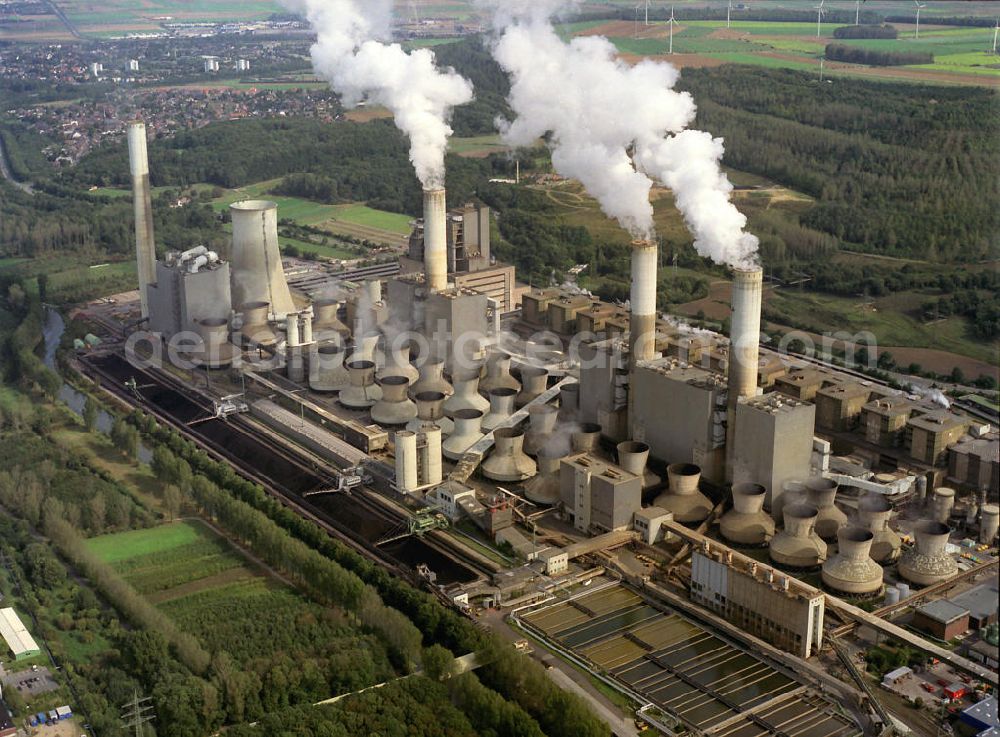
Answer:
480 0 759 267
284 0 473 188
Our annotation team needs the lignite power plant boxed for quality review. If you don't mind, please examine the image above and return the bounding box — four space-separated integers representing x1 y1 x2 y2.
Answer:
111 120 999 734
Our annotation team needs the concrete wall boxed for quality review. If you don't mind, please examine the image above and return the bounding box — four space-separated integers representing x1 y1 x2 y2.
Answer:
590 470 642 532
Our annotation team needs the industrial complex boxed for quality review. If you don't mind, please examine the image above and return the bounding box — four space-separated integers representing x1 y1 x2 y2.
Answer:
67 121 999 737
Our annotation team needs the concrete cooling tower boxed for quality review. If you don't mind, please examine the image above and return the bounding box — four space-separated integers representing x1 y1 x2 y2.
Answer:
769 503 827 569
898 520 958 586
653 463 713 524
858 494 902 564
720 482 776 547
806 477 848 541
821 527 884 597
230 201 296 319
482 428 537 483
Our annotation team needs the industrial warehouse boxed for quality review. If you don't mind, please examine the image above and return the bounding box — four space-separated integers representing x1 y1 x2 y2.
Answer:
60 118 999 737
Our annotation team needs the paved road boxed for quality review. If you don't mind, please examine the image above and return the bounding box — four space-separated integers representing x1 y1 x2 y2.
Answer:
0 135 34 194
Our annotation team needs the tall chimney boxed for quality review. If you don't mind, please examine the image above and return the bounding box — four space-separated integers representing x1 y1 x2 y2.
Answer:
726 266 763 479
423 188 448 293
629 239 658 368
127 122 157 319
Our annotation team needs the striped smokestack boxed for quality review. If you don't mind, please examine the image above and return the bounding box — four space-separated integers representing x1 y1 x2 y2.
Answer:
629 239 658 368
128 122 157 319
423 187 448 293
726 266 763 479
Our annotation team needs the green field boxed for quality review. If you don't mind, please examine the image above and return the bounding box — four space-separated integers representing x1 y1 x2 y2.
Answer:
86 520 207 564
332 204 413 234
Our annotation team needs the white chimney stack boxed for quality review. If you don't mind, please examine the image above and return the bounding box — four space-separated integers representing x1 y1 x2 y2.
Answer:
629 239 658 367
726 266 763 479
423 188 448 293
127 122 157 319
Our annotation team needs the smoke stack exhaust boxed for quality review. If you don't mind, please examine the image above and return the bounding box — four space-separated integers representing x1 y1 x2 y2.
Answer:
629 239 658 368
726 266 763 479
423 188 448 293
127 122 157 319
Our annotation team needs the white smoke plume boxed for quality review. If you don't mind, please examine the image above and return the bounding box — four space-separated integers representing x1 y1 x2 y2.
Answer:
283 0 473 188
479 0 759 267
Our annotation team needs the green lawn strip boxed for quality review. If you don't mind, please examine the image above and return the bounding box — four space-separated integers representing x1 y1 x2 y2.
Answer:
85 520 204 564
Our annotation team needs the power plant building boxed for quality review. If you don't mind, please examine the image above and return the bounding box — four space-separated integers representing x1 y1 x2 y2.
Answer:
560 454 642 534
908 410 969 465
815 383 871 432
147 250 232 338
862 396 912 447
691 549 825 658
731 393 816 516
948 437 999 493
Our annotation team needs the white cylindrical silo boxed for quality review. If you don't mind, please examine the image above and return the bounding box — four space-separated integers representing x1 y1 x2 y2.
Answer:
423 188 448 293
725 266 763 478
395 431 419 493
629 239 658 367
230 200 296 319
422 425 443 486
286 313 301 348
127 122 157 319
301 309 314 345
931 487 956 525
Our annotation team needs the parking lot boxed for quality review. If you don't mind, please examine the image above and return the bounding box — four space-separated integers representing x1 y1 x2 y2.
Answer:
883 660 984 708
0 664 59 698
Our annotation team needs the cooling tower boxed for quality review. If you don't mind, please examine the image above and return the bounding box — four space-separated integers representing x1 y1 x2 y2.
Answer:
858 495 902 564
720 482 776 547
559 383 580 421
725 266 763 478
230 200 296 319
524 404 558 456
769 503 827 569
309 344 351 392
806 477 848 541
443 368 490 418
629 239 658 369
372 376 418 426
482 428 537 482
571 423 603 454
479 349 521 396
378 343 419 384
898 520 958 586
190 318 238 368
931 487 956 524
424 188 448 293
525 447 564 506
483 388 517 431
127 122 157 319
312 299 351 342
980 504 999 545
442 409 485 460
822 527 884 596
339 360 382 409
515 366 549 408
395 431 419 493
239 301 278 347
406 391 453 436
410 358 453 399
616 441 660 491
653 463 713 524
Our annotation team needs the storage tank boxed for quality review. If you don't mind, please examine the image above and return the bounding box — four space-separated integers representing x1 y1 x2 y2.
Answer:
858 494 902 564
190 318 238 368
525 447 564 506
339 360 382 409
822 527 884 597
884 586 900 606
229 201 295 319
980 504 999 545
421 425 444 487
406 391 453 436
309 344 351 392
769 503 828 570
371 375 418 426
442 409 485 461
653 463 713 524
931 487 956 525
479 349 521 396
898 520 958 586
720 482 776 547
483 388 517 431
443 368 490 418
482 428 537 482
239 301 278 347
616 441 660 491
524 404 558 456
806 477 848 541
410 358 453 399
515 366 548 408
897 582 910 600
312 298 351 342
395 431 419 493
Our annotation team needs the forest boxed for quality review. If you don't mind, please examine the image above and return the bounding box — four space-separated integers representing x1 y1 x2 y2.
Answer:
824 43 933 66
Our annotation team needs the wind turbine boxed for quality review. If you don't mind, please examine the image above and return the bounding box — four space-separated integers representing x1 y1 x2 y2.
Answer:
668 6 677 54
813 0 825 38
727 0 734 29
854 0 867 26
645 0 651 26
914 1 926 39
992 17 998 53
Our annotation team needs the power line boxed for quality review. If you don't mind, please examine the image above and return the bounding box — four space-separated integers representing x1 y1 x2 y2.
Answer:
120 691 155 737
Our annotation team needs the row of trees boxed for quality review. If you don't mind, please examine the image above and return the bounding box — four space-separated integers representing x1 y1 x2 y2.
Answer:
833 25 899 39
825 43 933 66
